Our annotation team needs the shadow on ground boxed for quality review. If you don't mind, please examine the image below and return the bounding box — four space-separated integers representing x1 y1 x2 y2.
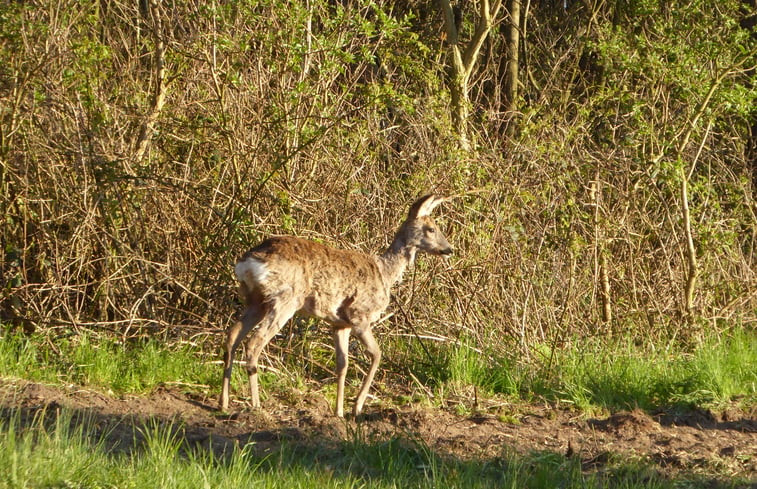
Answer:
1 379 755 488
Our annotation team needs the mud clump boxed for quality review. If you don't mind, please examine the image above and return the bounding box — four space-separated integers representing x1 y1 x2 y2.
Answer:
588 409 661 439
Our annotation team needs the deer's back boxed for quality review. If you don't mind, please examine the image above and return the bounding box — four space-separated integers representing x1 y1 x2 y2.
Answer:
236 236 390 327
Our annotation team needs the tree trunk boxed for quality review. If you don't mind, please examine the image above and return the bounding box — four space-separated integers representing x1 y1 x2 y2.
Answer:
450 69 471 150
439 0 503 151
680 164 698 318
739 1 757 193
133 0 167 168
591 174 612 325
504 0 520 136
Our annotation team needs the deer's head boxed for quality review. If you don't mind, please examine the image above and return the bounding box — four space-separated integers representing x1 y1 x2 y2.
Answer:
400 194 453 257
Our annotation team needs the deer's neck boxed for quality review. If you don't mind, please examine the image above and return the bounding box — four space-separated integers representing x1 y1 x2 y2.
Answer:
377 235 416 288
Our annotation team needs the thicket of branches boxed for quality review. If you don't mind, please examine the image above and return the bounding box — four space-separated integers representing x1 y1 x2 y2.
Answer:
1 0 755 363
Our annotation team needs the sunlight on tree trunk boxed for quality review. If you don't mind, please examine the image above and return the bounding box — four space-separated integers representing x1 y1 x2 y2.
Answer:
133 0 167 168
440 0 503 150
505 0 520 136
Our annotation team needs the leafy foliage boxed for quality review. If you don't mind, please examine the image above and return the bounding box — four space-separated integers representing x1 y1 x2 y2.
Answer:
0 0 755 394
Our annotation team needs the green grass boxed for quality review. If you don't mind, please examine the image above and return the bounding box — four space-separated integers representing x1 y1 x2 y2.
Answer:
534 328 757 412
407 328 756 413
0 329 754 487
0 331 218 393
0 406 743 489
2 327 755 413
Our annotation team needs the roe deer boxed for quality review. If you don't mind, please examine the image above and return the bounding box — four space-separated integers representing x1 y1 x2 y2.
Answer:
219 194 452 417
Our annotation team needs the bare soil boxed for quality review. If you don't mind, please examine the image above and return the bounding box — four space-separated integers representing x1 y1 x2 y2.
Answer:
1 378 755 483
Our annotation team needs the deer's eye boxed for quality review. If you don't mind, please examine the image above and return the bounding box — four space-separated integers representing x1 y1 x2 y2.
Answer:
426 227 436 234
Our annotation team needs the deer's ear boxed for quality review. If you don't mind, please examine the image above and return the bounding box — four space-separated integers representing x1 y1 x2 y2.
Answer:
408 194 445 219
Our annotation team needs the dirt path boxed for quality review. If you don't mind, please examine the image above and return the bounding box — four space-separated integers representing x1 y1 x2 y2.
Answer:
1 378 755 481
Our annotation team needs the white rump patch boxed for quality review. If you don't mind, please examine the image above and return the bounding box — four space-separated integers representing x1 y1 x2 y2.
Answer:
235 257 269 285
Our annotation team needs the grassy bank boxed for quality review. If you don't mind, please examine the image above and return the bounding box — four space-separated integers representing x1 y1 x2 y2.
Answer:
1 327 754 414
0 332 218 393
0 327 754 488
396 327 756 415
0 406 745 489
534 328 757 412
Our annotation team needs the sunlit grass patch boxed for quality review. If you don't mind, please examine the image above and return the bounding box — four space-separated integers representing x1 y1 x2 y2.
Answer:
1 326 754 415
400 327 756 413
0 331 217 394
525 327 757 412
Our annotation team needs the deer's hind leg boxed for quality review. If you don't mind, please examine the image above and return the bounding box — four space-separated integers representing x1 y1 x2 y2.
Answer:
353 327 381 417
243 290 301 408
220 287 268 411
